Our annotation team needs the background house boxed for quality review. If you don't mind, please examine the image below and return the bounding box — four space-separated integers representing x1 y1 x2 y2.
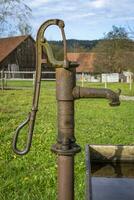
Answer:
67 52 134 83
0 35 36 77
67 52 94 73
0 36 58 79
67 52 101 82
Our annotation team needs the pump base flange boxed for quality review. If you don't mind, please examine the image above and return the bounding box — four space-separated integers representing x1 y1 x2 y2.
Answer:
51 143 81 156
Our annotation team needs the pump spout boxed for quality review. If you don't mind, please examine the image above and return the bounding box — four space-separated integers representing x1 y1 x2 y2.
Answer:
73 86 121 106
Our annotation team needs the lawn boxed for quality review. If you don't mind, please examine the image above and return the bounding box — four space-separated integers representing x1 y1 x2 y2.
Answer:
1 80 134 96
0 81 134 200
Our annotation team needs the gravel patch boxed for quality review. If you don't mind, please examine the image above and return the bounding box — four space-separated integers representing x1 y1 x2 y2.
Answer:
120 95 134 101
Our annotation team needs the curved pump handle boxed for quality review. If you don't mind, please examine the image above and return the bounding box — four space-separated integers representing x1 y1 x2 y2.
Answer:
12 19 67 155
13 113 30 155
37 19 68 68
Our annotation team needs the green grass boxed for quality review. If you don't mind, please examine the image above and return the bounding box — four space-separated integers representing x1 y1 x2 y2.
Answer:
1 80 134 96
0 82 134 200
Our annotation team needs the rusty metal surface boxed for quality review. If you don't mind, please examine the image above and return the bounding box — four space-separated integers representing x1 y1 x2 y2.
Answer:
58 156 74 200
12 19 121 200
12 19 68 155
56 68 76 100
73 86 121 106
52 67 81 155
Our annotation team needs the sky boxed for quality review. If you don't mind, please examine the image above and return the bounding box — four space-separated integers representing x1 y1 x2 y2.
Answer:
24 0 134 40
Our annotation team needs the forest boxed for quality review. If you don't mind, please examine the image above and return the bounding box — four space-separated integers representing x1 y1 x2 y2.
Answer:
50 26 134 73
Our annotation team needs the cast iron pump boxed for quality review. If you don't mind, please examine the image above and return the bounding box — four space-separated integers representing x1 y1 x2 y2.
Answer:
12 19 120 200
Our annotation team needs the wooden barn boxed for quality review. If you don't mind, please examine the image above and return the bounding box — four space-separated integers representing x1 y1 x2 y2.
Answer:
0 35 36 73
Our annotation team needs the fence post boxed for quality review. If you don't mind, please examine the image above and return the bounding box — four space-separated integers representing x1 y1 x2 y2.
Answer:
1 69 4 90
129 73 132 91
82 72 84 87
5 72 7 88
33 71 36 86
104 74 107 88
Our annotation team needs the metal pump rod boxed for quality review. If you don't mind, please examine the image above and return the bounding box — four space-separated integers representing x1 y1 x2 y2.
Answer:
12 19 67 155
12 19 121 200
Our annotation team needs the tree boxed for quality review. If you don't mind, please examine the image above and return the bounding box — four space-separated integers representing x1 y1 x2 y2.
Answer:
105 26 128 40
93 26 134 73
0 0 32 36
18 21 32 35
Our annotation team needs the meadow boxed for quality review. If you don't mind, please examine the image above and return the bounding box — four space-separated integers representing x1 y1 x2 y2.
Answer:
0 81 134 200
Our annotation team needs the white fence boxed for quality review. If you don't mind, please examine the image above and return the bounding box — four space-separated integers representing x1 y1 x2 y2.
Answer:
0 70 56 80
101 73 119 83
0 71 133 90
0 70 56 90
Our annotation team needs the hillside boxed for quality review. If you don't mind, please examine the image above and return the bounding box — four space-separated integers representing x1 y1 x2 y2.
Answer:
49 39 100 52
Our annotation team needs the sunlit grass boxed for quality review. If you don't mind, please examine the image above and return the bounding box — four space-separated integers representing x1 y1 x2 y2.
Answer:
1 80 134 96
0 82 134 199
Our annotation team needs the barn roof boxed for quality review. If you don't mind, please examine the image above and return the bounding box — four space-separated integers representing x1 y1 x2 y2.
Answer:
67 52 95 72
0 35 34 63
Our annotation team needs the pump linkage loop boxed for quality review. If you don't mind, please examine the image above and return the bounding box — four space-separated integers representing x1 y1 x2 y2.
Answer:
12 19 68 155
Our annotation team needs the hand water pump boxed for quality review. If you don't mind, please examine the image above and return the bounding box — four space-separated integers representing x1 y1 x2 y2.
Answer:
12 19 120 200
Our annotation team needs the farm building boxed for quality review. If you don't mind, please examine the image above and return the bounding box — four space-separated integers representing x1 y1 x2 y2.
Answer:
67 52 133 83
0 35 36 73
0 35 57 79
67 52 101 82
67 52 95 73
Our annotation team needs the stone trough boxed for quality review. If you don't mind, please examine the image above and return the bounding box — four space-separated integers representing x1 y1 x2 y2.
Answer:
86 144 134 200
89 144 134 163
